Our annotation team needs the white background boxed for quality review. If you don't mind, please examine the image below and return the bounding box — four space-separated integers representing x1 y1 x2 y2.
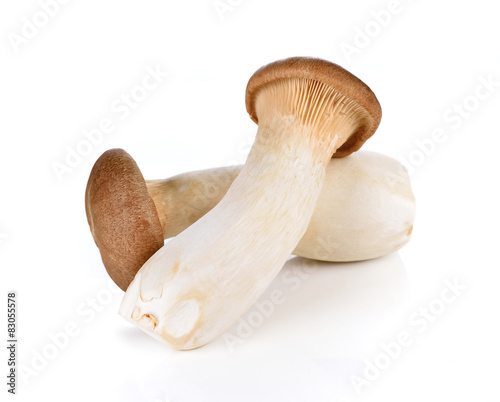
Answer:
1 0 500 401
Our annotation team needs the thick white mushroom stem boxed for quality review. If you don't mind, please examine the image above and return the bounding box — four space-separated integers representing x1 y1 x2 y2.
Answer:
119 78 369 349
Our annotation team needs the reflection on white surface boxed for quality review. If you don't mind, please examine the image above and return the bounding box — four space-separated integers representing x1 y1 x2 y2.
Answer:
115 253 410 402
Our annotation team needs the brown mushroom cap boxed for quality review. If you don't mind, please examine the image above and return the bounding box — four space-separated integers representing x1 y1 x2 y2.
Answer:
245 57 382 158
85 149 164 291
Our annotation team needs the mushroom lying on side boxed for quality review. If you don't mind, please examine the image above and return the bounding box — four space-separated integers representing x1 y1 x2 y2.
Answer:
86 149 415 291
118 57 382 349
